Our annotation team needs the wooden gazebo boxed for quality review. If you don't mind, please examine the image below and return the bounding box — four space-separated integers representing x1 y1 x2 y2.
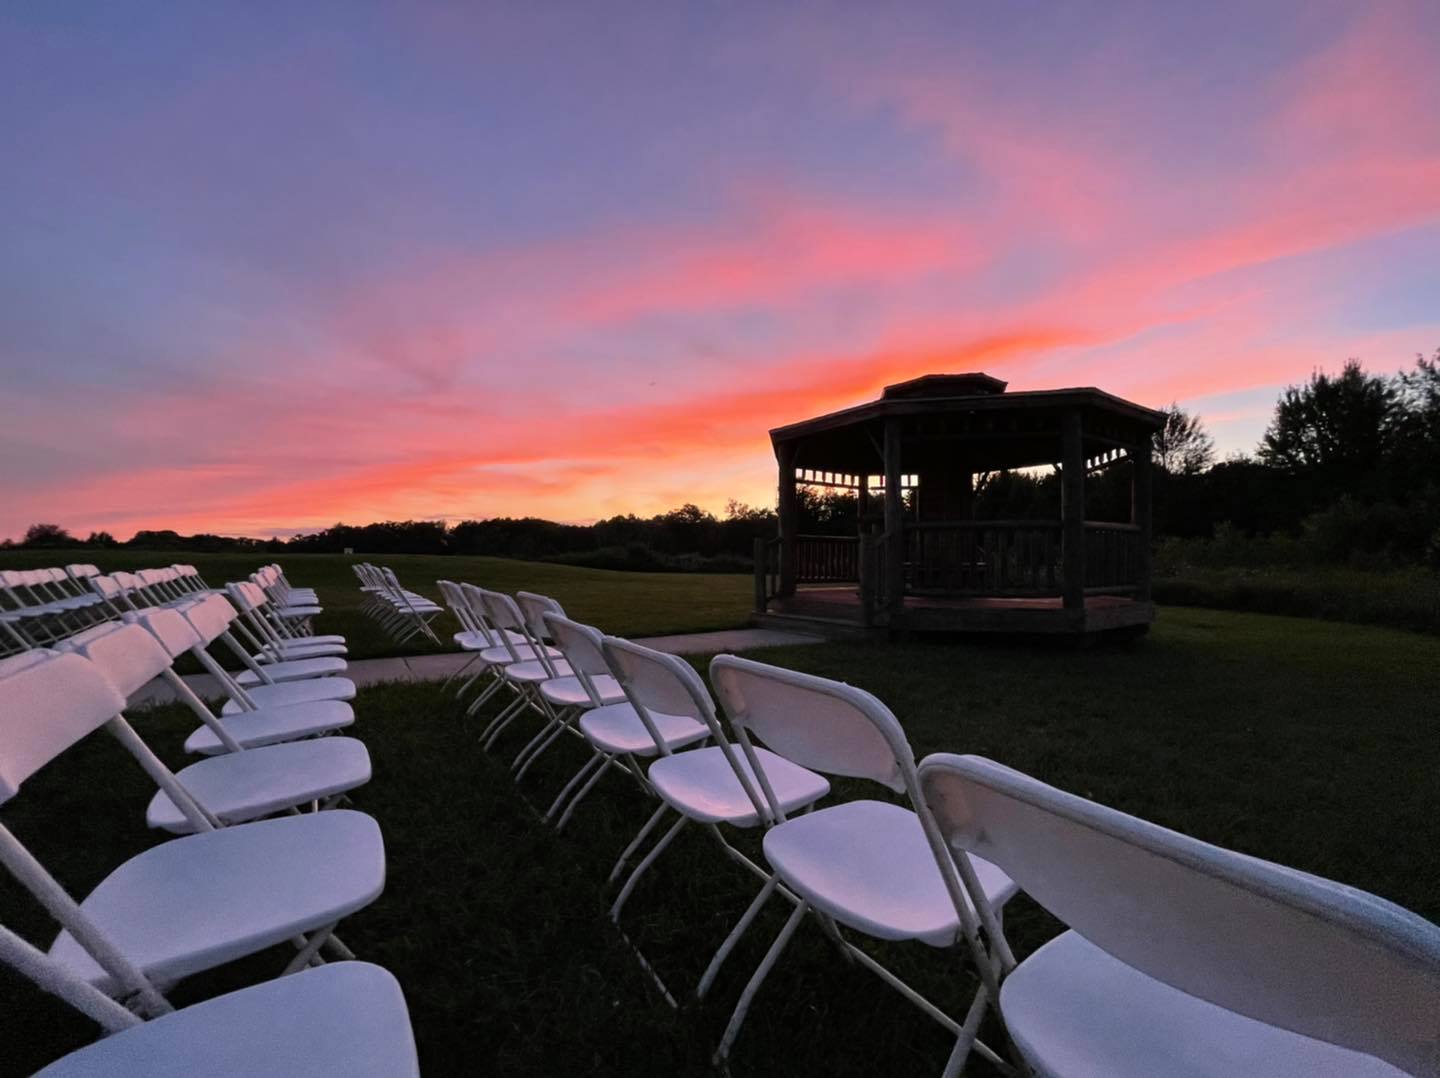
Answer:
753 373 1167 638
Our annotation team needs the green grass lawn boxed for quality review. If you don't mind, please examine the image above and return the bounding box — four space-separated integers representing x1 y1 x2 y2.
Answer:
1 549 755 659
1 602 1436 1076
1154 563 1440 635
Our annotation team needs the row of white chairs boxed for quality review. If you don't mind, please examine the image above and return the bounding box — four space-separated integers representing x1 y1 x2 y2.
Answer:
1 562 317 656
437 577 1440 1077
353 564 442 645
0 573 419 1075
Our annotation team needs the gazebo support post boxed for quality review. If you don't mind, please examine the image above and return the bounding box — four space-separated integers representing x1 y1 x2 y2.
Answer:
883 418 904 625
1060 410 1085 620
1131 439 1153 602
777 440 799 598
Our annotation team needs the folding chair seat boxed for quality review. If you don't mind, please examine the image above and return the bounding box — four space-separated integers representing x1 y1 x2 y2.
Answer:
0 652 386 1002
917 754 1440 1078
648 740 828 827
234 654 348 686
3 938 420 1078
185 702 355 755
219 674 356 715
46 810 383 990
705 655 1018 1070
144 739 371 833
63 612 370 833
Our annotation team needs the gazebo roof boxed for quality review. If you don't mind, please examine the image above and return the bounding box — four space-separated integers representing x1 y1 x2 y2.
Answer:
769 372 1166 473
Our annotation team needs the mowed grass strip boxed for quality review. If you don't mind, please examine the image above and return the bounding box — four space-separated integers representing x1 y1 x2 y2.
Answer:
1 606 1436 1075
1 549 755 660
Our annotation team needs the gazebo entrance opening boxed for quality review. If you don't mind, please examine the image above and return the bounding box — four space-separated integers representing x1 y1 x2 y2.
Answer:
753 373 1166 637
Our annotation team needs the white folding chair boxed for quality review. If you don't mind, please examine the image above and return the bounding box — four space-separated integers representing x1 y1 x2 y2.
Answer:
472 590 572 750
706 655 1018 1070
258 563 319 608
221 584 348 682
1 569 104 644
918 753 1440 1078
454 583 539 710
436 580 495 695
60 617 371 835
0 650 385 1003
225 581 346 663
173 593 357 738
251 566 322 628
539 621 706 832
371 568 442 644
1 924 418 1077
591 636 830 1005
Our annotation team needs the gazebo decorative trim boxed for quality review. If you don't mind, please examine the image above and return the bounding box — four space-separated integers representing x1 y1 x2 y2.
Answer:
753 373 1167 638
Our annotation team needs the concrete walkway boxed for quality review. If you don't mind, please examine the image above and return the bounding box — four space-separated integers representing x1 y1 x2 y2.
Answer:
129 626 823 708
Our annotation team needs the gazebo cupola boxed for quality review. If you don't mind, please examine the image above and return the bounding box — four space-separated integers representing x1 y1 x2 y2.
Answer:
753 372 1166 637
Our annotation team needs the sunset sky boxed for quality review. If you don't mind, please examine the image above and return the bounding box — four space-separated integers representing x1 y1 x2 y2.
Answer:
3 2 1439 540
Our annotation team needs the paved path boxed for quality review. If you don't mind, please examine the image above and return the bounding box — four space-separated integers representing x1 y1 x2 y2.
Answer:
128 627 823 708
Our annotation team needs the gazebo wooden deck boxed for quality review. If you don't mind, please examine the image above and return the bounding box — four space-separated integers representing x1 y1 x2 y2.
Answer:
752 373 1167 639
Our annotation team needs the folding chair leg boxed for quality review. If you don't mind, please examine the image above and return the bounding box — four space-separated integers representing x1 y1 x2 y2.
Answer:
466 676 504 715
513 719 572 782
714 899 809 1064
941 986 994 1078
696 873 782 1000
545 752 604 822
608 802 672 883
282 923 338 975
552 753 617 832
609 813 688 921
480 693 528 746
441 653 480 691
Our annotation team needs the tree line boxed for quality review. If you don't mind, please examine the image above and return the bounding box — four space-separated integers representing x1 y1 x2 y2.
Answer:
10 350 1439 571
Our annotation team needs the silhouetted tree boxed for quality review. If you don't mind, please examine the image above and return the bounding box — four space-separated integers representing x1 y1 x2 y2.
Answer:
1153 404 1215 475
1393 348 1440 487
1259 361 1398 496
84 531 119 548
22 523 73 547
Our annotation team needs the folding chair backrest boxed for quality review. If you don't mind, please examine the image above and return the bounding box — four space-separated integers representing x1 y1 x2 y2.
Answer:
604 636 717 728
226 581 264 613
57 622 173 697
88 574 122 601
542 614 610 696
122 606 205 660
515 592 564 642
917 753 1440 1076
112 571 145 598
710 655 913 793
0 650 54 678
0 651 126 804
456 583 498 646
135 568 171 588
179 592 238 646
66 565 100 582
479 590 525 633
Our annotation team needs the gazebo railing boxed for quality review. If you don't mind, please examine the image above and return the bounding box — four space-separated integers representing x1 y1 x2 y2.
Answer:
756 519 1144 614
793 534 860 584
905 520 1061 596
1082 521 1142 593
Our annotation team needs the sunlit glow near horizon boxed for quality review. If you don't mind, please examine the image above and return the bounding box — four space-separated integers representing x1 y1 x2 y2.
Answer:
3 2 1439 540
